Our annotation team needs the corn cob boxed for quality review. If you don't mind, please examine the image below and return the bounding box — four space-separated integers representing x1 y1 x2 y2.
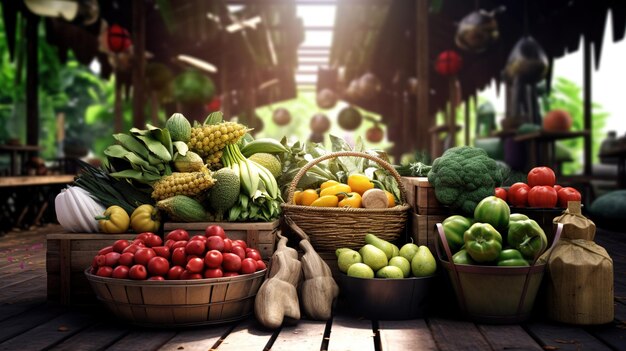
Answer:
188 122 249 166
151 167 216 201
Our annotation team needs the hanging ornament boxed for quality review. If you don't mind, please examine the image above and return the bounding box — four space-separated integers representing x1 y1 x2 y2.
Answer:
455 7 504 53
435 50 463 76
357 72 381 100
337 106 363 131
310 113 331 134
107 24 132 53
316 88 338 109
309 132 325 144
504 36 548 84
345 79 361 100
206 96 221 113
272 108 291 126
366 123 384 143
407 77 418 95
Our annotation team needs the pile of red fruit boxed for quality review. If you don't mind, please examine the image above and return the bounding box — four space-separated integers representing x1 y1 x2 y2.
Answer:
495 166 582 208
89 225 266 280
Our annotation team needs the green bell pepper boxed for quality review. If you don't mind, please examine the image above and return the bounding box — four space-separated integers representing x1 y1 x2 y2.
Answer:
464 222 503 262
442 215 473 253
509 213 529 222
497 249 530 266
452 249 475 265
474 196 510 231
507 218 548 260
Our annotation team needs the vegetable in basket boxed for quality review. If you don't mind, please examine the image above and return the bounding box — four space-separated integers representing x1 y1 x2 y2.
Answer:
497 249 529 267
441 215 473 254
464 222 503 262
474 196 510 232
507 217 548 260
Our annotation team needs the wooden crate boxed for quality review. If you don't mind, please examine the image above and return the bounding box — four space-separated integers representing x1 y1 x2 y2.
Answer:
409 213 447 251
47 233 136 305
400 177 449 215
164 220 280 259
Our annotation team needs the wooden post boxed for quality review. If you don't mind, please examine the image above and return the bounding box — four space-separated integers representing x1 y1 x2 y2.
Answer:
26 13 39 149
416 0 430 153
132 0 146 128
447 77 457 148
583 36 592 176
464 98 470 146
114 69 123 133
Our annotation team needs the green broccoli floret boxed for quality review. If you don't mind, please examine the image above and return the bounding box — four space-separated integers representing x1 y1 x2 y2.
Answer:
427 146 503 214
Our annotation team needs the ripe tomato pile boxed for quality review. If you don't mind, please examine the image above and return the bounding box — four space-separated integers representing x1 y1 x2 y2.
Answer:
495 167 582 208
90 225 266 280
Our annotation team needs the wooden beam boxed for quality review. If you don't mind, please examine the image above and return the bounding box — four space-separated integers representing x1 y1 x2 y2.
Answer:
26 14 39 149
416 0 430 153
583 36 593 176
132 0 146 128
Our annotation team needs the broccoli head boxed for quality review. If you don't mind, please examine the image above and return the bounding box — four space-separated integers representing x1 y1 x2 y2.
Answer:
427 146 503 214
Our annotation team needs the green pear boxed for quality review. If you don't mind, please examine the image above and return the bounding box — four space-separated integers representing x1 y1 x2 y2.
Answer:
359 244 388 271
335 248 356 258
364 233 394 259
337 250 362 273
399 243 419 262
347 263 375 278
376 265 404 279
411 245 437 277
391 244 400 257
388 256 411 277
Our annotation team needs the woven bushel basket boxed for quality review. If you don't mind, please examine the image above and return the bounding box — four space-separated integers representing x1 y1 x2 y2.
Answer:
281 151 411 251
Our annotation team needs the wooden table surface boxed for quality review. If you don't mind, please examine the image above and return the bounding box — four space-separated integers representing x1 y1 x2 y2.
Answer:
0 224 624 351
0 175 75 187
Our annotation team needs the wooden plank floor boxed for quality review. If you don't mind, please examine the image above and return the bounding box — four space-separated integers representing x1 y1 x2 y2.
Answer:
0 224 624 351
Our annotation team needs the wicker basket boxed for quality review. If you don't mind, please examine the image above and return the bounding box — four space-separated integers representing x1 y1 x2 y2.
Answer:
281 151 411 251
85 269 265 327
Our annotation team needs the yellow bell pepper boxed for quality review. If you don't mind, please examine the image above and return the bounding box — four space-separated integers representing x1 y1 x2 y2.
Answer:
293 190 303 205
338 192 362 208
348 174 374 195
385 191 396 207
320 184 352 197
320 180 340 190
130 204 161 233
96 205 130 234
300 189 319 206
311 195 339 207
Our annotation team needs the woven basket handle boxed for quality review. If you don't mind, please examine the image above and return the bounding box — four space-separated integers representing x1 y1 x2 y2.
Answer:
287 151 408 204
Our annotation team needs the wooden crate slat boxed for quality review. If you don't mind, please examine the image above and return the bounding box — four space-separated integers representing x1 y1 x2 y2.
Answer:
410 213 447 250
378 319 437 351
400 177 447 214
106 330 177 351
156 325 231 351
477 324 543 351
48 323 129 351
428 318 492 351
525 322 613 351
327 316 375 351
217 319 275 351
271 320 327 351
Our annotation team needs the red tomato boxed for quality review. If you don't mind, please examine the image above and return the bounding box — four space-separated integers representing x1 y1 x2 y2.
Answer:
494 187 507 202
112 240 130 253
135 232 153 242
204 250 223 268
223 253 242 272
147 256 170 276
232 240 247 250
152 246 170 259
240 258 257 274
528 186 558 208
172 240 188 249
134 248 156 266
119 252 134 266
186 257 205 273
223 272 239 277
167 266 184 280
98 246 114 256
95 254 107 267
165 229 189 242
553 184 563 193
129 265 148 280
190 235 207 243
180 270 202 280
206 236 224 252
185 240 206 256
256 260 267 271
223 238 233 253
148 276 165 281
527 167 556 187
205 225 226 238
104 252 121 266
143 234 163 248
246 249 261 261
164 239 176 249
231 245 246 260
171 247 187 267
131 239 146 246
123 244 141 254
186 255 200 263
508 182 530 207
96 266 113 277
204 268 223 278
112 265 129 279
557 187 582 208
91 256 98 269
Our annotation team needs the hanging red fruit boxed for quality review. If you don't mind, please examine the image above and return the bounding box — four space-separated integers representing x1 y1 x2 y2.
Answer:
310 113 331 134
107 24 132 53
272 108 291 126
366 124 384 143
543 109 572 132
435 50 463 76
206 96 221 112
